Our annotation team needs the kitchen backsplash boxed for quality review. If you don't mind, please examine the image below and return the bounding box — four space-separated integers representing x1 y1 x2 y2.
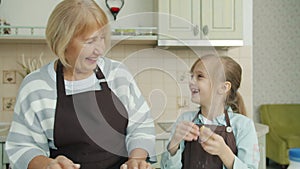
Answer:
0 42 252 133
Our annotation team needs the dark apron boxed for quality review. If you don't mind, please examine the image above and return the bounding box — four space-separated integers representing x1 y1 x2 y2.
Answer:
182 109 237 169
50 60 128 169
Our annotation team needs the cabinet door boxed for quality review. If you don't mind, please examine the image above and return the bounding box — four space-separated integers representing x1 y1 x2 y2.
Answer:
158 0 201 40
201 0 243 40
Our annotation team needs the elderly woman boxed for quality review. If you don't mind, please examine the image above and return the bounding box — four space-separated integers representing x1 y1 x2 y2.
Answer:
5 0 156 168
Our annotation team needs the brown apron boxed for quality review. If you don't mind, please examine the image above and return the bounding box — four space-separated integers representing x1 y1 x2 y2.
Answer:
50 60 129 169
182 109 237 169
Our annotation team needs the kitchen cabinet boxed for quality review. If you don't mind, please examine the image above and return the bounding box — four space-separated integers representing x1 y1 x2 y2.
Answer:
0 143 9 169
158 0 243 46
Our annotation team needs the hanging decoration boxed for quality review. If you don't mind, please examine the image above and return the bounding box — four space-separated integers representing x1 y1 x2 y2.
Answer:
105 0 124 20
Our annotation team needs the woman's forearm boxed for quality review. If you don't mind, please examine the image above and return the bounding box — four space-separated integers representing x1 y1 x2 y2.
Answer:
28 155 53 169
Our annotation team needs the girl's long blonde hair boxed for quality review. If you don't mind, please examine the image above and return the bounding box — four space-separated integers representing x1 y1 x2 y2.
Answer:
191 55 247 116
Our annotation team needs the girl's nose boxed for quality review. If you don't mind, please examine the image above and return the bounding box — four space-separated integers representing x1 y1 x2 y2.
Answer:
189 75 196 84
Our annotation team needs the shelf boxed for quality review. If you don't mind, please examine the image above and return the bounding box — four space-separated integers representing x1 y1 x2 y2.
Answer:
0 35 157 45
0 26 157 45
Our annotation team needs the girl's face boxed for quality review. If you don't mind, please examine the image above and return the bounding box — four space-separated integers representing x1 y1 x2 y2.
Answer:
65 26 106 75
189 60 212 107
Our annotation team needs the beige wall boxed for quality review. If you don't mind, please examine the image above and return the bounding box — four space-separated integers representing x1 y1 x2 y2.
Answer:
253 0 300 122
0 43 252 134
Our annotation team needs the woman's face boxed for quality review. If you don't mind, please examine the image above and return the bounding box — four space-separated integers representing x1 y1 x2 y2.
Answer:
189 60 212 106
65 26 106 75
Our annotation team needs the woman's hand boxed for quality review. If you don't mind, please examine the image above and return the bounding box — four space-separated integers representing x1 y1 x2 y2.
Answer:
120 158 152 169
29 155 80 169
120 148 152 169
45 156 80 169
168 121 200 155
199 126 235 169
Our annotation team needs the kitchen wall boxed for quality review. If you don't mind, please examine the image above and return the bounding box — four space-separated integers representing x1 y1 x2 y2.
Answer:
0 0 254 134
0 0 156 27
0 42 252 133
253 0 300 122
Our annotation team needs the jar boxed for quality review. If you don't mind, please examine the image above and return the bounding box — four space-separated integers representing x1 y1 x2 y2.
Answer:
287 148 300 169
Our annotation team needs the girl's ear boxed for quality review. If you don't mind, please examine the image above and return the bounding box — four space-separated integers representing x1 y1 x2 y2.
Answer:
218 81 231 94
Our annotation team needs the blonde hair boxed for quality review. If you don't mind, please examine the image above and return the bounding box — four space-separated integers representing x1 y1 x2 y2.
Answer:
45 0 110 67
191 55 247 116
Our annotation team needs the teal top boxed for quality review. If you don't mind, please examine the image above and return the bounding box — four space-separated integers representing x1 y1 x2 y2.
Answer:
161 108 259 169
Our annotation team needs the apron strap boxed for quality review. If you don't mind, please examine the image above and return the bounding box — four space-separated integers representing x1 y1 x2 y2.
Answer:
94 65 109 89
192 107 232 127
56 60 66 97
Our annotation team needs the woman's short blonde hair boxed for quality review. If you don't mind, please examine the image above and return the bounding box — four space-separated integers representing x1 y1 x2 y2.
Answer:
46 0 110 66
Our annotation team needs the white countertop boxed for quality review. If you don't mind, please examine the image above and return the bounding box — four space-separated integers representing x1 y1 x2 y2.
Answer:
156 123 269 140
254 123 269 138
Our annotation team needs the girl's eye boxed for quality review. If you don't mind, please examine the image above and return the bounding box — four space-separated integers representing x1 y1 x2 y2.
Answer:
197 74 203 78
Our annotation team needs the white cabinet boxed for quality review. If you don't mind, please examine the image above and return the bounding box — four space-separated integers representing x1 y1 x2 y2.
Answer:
0 143 9 169
158 0 243 45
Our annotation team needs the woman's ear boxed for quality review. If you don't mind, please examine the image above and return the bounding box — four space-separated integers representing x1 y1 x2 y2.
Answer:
218 81 231 94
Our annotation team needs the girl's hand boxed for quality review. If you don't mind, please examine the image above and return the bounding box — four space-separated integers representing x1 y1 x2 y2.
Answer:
174 121 200 142
199 126 235 169
199 126 227 155
168 121 200 155
45 155 80 169
120 158 152 169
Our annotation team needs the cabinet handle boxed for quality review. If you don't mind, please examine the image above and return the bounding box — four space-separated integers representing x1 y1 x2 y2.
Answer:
203 25 209 36
193 25 199 36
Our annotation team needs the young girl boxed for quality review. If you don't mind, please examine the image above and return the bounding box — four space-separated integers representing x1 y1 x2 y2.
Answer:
161 55 259 169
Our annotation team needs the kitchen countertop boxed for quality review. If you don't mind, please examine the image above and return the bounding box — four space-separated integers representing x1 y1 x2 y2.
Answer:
156 123 269 140
0 123 269 142
0 129 9 143
0 123 10 143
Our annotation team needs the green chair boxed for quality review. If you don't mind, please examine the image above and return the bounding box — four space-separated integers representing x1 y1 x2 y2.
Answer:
259 104 300 166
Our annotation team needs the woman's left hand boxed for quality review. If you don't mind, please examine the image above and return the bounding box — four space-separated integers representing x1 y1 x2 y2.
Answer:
120 158 152 169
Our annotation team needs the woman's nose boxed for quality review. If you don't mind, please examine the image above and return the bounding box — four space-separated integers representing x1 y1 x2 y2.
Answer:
94 39 105 55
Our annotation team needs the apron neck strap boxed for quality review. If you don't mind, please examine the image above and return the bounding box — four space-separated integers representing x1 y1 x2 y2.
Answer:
56 60 66 96
192 107 232 127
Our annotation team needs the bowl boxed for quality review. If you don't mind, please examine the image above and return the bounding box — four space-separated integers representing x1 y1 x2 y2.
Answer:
157 121 175 132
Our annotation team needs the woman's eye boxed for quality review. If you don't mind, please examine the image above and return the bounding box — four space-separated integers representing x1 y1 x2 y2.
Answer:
85 40 95 44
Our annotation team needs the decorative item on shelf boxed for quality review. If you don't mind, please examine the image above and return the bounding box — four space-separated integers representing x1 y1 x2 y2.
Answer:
0 18 11 35
105 0 124 20
17 53 44 78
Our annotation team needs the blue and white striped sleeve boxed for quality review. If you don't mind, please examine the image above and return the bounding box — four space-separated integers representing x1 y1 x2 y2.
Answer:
106 60 157 162
5 71 56 169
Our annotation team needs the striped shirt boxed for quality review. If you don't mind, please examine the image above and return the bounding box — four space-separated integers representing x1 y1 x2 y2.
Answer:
5 57 156 169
